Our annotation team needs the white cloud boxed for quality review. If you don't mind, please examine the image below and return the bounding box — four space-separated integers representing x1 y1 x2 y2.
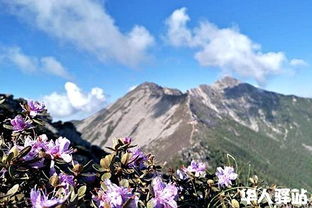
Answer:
43 92 75 118
5 47 38 72
290 58 308 67
4 0 155 67
1 46 70 78
43 82 105 120
165 8 305 84
40 57 71 79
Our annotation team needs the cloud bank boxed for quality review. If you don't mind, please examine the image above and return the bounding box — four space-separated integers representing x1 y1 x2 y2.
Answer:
43 82 105 120
4 0 155 67
0 46 70 78
165 8 305 84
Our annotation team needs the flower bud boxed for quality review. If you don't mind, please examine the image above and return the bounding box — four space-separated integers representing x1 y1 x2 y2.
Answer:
38 150 46 158
207 179 214 186
9 146 19 157
73 164 83 174
49 175 59 187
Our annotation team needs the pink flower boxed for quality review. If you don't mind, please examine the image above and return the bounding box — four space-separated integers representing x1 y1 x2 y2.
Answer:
22 135 73 169
92 179 137 208
59 173 75 186
186 160 206 177
122 137 132 144
216 166 238 187
151 177 178 208
46 137 73 163
27 100 45 117
21 135 49 168
128 149 148 170
10 115 31 131
30 187 62 208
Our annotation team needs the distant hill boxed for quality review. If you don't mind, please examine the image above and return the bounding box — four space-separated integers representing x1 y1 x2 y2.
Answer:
75 77 312 189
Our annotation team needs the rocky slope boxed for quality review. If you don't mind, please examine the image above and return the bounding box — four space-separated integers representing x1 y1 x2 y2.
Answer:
75 77 312 189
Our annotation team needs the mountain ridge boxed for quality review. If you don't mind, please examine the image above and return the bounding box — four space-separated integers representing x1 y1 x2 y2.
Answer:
75 77 312 189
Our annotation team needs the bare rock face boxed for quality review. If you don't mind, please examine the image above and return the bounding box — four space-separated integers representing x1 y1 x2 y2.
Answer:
211 76 240 90
75 82 192 161
75 77 312 189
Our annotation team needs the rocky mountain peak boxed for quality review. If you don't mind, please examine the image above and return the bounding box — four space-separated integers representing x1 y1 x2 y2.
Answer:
135 82 183 96
212 76 241 90
137 82 161 90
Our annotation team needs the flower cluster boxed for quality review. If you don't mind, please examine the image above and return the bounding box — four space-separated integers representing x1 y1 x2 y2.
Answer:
20 134 73 170
176 160 206 180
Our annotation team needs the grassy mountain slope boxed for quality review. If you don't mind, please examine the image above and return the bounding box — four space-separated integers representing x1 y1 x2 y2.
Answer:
76 77 312 189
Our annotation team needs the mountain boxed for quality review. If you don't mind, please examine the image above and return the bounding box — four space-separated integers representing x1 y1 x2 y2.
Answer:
75 77 312 189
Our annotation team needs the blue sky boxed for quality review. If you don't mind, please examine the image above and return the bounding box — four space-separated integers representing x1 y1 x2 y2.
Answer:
0 0 312 120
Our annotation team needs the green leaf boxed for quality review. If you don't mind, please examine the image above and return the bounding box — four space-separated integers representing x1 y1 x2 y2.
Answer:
16 146 31 160
69 185 76 202
92 163 104 172
119 179 129 188
101 173 111 181
77 185 87 199
32 119 44 125
15 193 24 201
70 191 77 203
121 152 132 165
6 152 15 164
101 182 108 191
80 172 96 177
146 199 155 208
100 154 113 169
8 166 16 178
3 124 13 130
231 199 240 208
6 184 19 196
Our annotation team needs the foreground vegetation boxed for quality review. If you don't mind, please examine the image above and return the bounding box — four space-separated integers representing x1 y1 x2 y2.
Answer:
0 96 311 207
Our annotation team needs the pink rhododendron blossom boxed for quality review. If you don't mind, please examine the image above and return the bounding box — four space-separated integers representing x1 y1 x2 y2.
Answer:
59 173 75 186
216 166 238 187
46 137 73 163
92 179 137 208
27 100 45 117
30 187 62 208
151 177 178 208
128 149 148 169
186 160 206 177
10 115 31 131
21 135 73 169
